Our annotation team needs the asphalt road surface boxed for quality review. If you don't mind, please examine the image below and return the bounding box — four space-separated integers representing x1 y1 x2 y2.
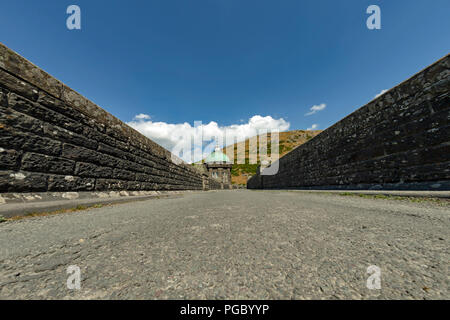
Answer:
0 190 448 299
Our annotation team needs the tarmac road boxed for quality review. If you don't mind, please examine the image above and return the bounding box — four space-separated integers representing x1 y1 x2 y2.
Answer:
0 190 448 299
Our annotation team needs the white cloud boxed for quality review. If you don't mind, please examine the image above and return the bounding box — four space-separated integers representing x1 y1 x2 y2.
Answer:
374 89 388 98
127 114 290 163
134 113 151 120
307 124 318 130
305 103 326 116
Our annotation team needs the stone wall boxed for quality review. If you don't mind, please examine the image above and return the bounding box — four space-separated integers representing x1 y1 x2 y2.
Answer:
248 54 450 191
193 164 229 191
0 42 208 192
208 178 223 190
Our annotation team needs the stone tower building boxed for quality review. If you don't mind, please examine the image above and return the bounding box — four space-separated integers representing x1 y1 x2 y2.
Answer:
204 146 233 189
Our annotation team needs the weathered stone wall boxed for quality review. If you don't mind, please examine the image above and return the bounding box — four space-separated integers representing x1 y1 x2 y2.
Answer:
193 164 229 190
0 43 207 192
208 178 223 190
248 54 450 191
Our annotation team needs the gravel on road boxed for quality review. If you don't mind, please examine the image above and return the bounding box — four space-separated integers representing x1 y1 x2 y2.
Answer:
0 190 448 299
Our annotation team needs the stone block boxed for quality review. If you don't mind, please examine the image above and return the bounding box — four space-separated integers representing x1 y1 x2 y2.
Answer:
21 152 75 175
0 149 21 170
47 175 95 191
74 162 113 178
0 68 39 101
0 170 48 192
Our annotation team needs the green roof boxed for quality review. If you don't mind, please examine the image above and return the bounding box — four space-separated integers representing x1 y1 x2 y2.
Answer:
205 147 230 163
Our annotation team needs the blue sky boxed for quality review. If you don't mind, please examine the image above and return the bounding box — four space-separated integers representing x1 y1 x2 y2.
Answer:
1 0 449 160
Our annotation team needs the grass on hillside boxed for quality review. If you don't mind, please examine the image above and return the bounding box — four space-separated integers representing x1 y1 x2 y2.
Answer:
223 130 322 185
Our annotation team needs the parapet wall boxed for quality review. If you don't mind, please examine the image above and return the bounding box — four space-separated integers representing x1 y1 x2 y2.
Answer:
0 42 206 192
248 54 450 191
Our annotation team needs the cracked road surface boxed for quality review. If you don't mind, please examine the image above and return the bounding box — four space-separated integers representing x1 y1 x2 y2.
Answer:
0 190 448 299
